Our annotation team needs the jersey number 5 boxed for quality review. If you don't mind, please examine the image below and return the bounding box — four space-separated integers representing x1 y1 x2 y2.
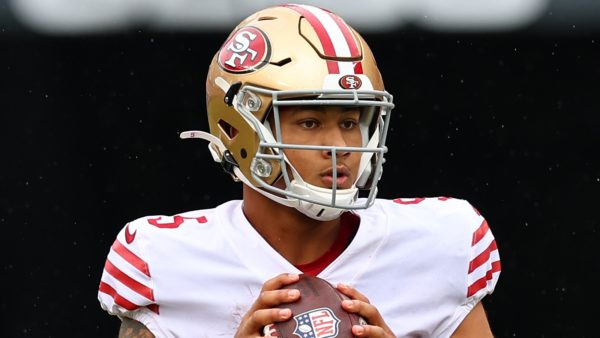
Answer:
147 215 207 228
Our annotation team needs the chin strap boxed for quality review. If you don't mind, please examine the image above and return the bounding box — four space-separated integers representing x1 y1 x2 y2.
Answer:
180 130 351 221
289 181 356 220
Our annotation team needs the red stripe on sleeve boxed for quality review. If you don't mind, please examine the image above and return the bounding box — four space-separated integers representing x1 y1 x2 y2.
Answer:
99 281 140 311
489 260 502 276
467 259 501 297
283 4 339 74
471 219 490 246
104 260 155 301
112 240 151 277
468 240 498 273
466 275 487 297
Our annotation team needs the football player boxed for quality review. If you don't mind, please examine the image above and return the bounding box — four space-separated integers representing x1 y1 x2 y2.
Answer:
98 4 501 338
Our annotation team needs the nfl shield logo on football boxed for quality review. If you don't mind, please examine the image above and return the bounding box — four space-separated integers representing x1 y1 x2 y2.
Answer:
293 307 341 338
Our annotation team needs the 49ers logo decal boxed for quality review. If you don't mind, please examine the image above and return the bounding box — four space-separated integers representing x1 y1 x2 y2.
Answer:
338 75 362 89
218 26 271 73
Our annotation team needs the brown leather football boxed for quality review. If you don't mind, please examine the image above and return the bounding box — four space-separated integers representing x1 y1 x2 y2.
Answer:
263 274 365 338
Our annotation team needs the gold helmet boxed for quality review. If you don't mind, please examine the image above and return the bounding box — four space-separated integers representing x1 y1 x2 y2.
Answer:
181 4 394 220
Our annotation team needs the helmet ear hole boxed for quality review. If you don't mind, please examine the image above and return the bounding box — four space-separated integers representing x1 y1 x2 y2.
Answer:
217 119 239 140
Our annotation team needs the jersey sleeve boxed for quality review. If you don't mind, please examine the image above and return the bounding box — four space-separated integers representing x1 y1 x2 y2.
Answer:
465 207 501 303
97 218 164 334
434 198 501 337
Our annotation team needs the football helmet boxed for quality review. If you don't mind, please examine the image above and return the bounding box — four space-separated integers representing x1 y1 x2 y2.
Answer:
181 4 394 220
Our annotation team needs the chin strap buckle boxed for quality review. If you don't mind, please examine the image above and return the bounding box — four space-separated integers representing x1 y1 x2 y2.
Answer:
221 150 240 182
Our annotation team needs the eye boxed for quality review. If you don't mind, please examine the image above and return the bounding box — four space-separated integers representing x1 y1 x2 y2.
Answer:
299 119 319 129
340 119 358 129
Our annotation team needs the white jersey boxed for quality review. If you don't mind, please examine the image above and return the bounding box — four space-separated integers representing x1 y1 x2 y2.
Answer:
98 197 500 338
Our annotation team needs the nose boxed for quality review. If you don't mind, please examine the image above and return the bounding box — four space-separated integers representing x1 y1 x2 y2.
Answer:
321 127 351 159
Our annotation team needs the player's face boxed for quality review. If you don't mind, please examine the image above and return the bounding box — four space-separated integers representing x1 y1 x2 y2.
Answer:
277 105 362 189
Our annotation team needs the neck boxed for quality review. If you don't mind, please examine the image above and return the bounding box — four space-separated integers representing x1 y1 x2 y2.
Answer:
242 184 341 265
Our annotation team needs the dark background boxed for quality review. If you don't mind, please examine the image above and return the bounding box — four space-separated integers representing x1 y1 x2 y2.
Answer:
1 20 599 338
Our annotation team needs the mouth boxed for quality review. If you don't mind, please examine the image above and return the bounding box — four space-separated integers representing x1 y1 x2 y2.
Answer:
320 166 352 188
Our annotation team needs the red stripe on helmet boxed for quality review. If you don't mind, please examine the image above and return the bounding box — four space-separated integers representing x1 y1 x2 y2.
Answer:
354 62 363 74
282 4 340 74
328 12 360 57
327 11 363 74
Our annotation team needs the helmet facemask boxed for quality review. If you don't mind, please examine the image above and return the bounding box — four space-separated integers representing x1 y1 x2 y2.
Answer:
235 85 393 220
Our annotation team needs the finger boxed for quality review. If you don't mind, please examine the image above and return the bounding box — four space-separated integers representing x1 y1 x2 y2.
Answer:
262 273 300 292
255 288 301 309
336 283 370 303
341 299 394 335
341 299 380 323
247 274 300 311
351 324 390 337
337 284 394 337
236 274 302 338
237 308 293 337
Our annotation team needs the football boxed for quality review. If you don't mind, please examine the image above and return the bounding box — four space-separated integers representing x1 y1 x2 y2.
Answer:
263 274 365 338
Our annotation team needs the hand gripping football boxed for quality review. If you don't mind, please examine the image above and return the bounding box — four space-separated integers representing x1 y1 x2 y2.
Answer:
263 274 366 338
